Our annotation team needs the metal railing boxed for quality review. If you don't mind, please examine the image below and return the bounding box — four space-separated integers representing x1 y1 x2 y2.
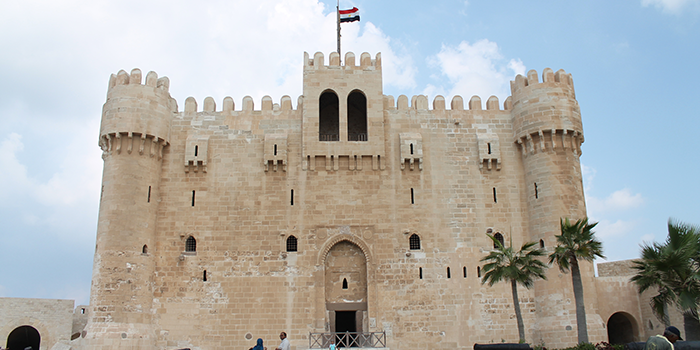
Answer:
348 133 368 141
309 331 386 348
320 134 339 141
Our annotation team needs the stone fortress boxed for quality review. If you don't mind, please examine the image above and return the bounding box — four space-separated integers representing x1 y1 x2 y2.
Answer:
0 52 681 350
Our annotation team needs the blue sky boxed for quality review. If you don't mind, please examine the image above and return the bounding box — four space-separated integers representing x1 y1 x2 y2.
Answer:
1 0 698 306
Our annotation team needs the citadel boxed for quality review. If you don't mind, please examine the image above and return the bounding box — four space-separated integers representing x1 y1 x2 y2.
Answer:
0 52 679 350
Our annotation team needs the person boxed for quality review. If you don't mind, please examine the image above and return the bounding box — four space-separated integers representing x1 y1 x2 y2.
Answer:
276 332 290 350
329 337 336 350
644 326 683 350
250 338 266 350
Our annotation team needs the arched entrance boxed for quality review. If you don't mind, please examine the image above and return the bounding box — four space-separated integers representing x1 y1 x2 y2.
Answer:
607 312 638 344
325 240 367 347
7 325 41 350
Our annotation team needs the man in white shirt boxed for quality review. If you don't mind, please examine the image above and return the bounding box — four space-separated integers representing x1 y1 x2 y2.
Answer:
276 332 290 350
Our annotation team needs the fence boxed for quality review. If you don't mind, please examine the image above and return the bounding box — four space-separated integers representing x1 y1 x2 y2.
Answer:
309 332 386 348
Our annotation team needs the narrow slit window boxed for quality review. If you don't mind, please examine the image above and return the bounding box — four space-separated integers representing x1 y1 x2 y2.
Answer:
191 190 196 206
203 270 207 282
540 239 545 248
419 267 423 279
493 187 497 203
488 143 492 155
410 143 414 155
342 278 348 289
477 266 481 278
463 266 467 278
194 145 198 157
447 267 451 279
535 183 539 199
291 189 294 206
411 188 415 204
274 144 277 156
286 235 298 252
147 186 151 203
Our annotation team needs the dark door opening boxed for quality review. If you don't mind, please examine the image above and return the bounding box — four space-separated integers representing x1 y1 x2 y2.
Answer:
7 326 41 350
336 311 357 347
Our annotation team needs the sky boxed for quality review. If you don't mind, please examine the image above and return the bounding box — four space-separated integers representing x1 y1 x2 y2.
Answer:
1 0 698 306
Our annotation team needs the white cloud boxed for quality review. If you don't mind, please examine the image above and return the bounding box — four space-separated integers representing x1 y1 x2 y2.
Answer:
0 133 32 201
641 0 700 14
593 219 639 240
427 39 525 103
587 188 644 214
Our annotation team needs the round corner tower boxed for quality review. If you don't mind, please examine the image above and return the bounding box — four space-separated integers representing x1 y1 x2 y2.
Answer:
85 68 176 349
510 68 602 346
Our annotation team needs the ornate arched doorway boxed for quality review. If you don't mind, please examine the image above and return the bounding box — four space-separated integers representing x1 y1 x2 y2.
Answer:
607 312 638 344
7 325 41 350
325 240 368 346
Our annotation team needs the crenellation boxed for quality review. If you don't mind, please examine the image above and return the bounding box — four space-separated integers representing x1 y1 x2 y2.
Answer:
469 96 482 110
203 97 216 112
451 95 464 110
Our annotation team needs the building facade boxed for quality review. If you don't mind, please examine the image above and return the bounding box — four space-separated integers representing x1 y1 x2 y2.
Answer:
80 51 647 350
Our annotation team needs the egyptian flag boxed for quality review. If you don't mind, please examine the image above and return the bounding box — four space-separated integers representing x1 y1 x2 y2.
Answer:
340 7 360 23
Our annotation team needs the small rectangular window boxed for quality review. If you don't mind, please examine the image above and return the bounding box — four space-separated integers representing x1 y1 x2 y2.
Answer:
534 183 539 199
148 186 151 203
419 267 423 279
192 190 196 207
411 188 414 204
447 267 451 279
291 189 294 206
493 187 497 203
194 145 199 157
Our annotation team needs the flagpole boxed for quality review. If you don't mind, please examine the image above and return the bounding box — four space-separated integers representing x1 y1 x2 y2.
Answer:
337 0 341 63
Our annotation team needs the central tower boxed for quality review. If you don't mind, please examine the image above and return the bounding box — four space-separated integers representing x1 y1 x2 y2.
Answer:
302 51 386 171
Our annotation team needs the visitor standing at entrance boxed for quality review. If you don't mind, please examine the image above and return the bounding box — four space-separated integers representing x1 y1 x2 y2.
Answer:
644 326 682 350
276 332 290 350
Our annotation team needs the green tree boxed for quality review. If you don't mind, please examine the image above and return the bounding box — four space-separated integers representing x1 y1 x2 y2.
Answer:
481 234 548 343
548 218 604 344
631 218 700 340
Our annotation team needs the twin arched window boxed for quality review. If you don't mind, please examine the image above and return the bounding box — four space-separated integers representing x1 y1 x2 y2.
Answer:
319 90 367 142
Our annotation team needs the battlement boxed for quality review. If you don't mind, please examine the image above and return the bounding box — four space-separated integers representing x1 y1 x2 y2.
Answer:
304 51 381 70
183 95 301 113
384 94 512 111
510 68 575 97
107 68 171 95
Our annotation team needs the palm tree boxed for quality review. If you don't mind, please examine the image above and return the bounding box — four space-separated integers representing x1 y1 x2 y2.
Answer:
481 234 548 343
631 218 700 340
548 217 604 344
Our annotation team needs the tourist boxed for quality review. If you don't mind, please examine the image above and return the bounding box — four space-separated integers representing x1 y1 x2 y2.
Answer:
644 326 683 350
250 338 266 350
329 337 336 350
276 332 290 350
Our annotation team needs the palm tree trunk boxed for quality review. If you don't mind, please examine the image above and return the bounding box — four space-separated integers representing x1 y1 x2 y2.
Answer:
683 310 700 341
570 258 589 343
511 279 526 342
662 303 670 328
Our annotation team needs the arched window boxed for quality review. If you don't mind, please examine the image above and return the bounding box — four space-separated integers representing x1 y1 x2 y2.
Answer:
539 239 545 248
142 245 148 254
409 234 421 250
347 90 367 141
493 232 504 248
286 235 298 252
185 236 196 252
342 278 348 289
319 90 339 141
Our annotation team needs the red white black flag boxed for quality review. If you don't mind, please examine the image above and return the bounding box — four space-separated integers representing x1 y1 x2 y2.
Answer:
339 7 360 23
